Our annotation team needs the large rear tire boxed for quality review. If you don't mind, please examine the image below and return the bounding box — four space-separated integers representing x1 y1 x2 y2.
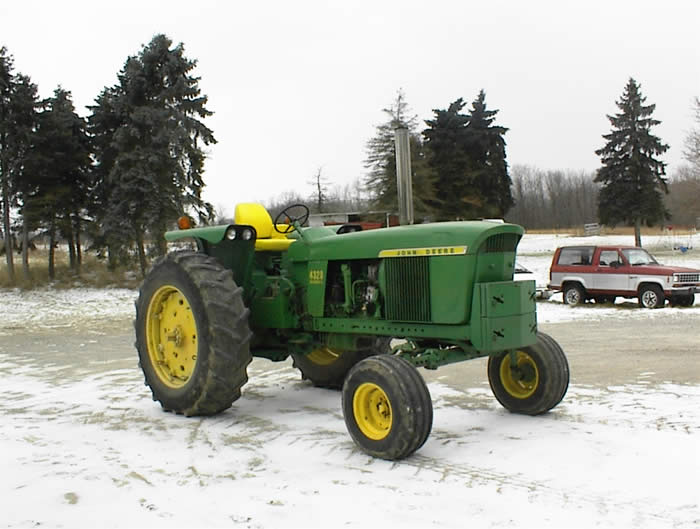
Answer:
292 337 391 389
135 251 252 416
342 355 432 460
487 332 569 415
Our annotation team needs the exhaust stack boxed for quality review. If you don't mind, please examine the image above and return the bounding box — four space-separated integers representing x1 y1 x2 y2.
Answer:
394 127 414 225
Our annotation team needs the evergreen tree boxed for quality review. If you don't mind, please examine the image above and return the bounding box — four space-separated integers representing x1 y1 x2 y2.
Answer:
423 91 511 220
464 90 512 217
364 90 436 219
9 75 40 280
595 78 669 247
0 48 39 283
89 34 216 275
24 88 91 278
88 85 130 268
423 98 470 220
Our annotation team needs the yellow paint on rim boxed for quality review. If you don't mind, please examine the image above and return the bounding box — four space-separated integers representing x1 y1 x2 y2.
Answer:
499 350 539 399
353 382 392 440
146 285 198 389
306 346 341 366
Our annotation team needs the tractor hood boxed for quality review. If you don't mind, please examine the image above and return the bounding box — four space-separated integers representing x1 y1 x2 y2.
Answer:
289 221 524 262
165 225 232 244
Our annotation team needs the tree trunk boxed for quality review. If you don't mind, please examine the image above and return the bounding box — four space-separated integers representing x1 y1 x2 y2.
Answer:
2 176 15 283
107 244 116 270
21 215 30 280
154 219 167 257
157 235 167 257
48 223 56 280
634 218 642 247
74 216 82 270
65 217 76 271
135 229 148 278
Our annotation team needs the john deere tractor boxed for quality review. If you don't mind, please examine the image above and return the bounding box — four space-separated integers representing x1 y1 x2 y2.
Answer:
135 203 569 460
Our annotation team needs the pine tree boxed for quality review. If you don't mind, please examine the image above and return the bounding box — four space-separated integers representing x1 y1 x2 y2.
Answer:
24 88 91 278
464 90 512 217
423 98 472 220
364 90 436 219
0 48 39 283
595 78 669 247
423 91 511 220
89 34 216 275
10 75 40 280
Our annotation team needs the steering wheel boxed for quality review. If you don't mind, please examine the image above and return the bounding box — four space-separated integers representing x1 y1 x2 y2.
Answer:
274 204 310 234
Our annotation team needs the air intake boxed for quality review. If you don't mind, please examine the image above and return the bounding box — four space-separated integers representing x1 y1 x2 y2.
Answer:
384 257 431 322
481 233 519 253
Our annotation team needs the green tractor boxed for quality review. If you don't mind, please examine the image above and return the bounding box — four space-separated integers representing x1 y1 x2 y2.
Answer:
135 203 569 460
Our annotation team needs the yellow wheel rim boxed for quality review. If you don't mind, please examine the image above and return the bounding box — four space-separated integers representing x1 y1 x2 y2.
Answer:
306 346 341 366
145 285 198 389
499 350 539 399
353 382 392 441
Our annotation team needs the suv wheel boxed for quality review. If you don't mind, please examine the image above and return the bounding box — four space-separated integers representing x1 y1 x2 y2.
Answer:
563 284 584 306
638 284 665 309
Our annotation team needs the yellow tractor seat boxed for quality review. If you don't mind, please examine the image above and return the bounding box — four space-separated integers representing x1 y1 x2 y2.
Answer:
234 203 296 251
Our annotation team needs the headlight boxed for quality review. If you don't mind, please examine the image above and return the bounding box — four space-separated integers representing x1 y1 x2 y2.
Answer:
225 227 237 240
242 228 253 241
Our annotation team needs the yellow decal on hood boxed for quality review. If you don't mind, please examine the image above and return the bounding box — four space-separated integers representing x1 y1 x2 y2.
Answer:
379 246 468 258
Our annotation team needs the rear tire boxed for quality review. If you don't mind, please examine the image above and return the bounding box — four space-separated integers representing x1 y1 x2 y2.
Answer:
293 337 391 389
342 355 432 460
563 283 585 306
594 295 616 305
135 251 252 416
638 284 665 309
487 332 569 415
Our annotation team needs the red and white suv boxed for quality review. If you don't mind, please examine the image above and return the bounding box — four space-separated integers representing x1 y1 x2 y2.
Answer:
548 245 699 308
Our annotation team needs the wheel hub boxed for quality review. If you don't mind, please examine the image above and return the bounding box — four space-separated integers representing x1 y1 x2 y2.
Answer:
500 350 539 399
353 382 393 440
146 286 198 388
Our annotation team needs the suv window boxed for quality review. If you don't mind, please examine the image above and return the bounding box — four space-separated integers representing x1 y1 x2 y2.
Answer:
622 248 658 266
599 250 620 267
557 247 594 266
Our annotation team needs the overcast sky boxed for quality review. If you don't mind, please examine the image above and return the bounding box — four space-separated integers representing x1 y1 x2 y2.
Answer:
2 0 698 216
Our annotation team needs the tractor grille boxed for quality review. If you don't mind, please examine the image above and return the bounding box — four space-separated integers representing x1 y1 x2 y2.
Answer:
384 257 431 322
676 273 699 283
481 233 519 253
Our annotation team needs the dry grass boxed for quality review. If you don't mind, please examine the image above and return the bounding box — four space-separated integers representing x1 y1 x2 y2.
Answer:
0 249 142 290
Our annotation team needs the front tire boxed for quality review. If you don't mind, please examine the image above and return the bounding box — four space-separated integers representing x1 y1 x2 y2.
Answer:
135 251 252 416
487 332 569 415
342 355 432 460
670 294 694 307
638 284 665 309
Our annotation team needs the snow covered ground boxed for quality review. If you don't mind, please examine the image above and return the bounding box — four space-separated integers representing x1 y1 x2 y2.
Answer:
2 232 699 528
2 356 699 528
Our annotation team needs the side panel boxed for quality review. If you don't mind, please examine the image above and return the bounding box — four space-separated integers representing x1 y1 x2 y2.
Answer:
429 255 472 324
307 260 328 317
249 272 298 329
471 280 537 353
